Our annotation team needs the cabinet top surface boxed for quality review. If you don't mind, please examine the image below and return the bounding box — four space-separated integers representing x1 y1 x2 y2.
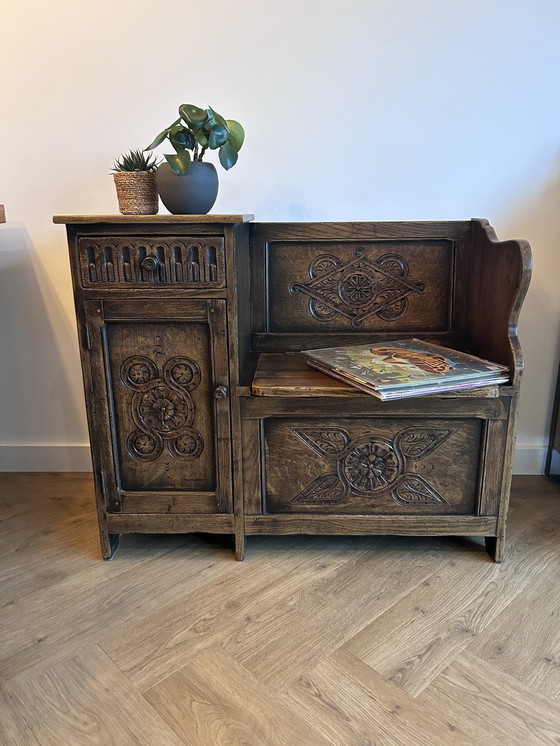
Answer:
53 214 254 225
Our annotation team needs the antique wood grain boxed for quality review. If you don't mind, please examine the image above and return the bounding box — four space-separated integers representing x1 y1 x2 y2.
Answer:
119 492 221 514
250 220 472 241
57 216 530 561
476 418 509 516
252 330 470 353
81 302 121 556
107 513 234 533
266 239 453 333
241 418 264 515
262 417 482 515
77 235 226 289
100 298 210 320
469 219 532 387
244 515 497 535
242 394 508 419
252 352 502 398
104 317 216 494
224 223 250 559
54 214 255 224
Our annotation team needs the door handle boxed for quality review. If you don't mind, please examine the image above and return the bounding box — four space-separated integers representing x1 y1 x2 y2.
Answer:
213 385 228 400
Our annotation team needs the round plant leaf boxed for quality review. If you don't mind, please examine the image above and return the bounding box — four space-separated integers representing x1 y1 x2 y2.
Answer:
179 104 208 128
226 120 245 151
219 142 239 170
165 149 192 175
171 127 195 151
145 128 170 151
208 125 229 150
208 107 228 129
145 118 181 150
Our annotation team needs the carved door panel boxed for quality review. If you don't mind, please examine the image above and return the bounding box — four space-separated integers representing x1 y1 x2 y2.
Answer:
84 298 231 514
262 417 482 515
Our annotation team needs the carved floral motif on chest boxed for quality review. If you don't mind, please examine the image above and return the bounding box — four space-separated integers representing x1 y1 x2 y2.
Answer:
120 355 204 462
78 236 225 287
290 425 453 507
289 249 427 327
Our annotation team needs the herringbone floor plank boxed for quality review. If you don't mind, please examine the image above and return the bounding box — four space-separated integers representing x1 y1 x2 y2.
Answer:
0 473 559 745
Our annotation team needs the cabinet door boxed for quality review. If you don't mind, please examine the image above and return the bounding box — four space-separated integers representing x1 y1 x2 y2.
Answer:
84 298 231 514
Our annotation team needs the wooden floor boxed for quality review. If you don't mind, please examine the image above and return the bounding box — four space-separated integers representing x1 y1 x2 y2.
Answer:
0 474 559 745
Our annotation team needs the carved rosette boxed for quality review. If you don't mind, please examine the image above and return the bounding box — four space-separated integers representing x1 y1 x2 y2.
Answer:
290 426 454 507
289 249 427 327
121 355 204 462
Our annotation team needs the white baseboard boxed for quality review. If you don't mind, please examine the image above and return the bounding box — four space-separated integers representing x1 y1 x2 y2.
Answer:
0 444 548 475
0 445 92 472
512 445 548 476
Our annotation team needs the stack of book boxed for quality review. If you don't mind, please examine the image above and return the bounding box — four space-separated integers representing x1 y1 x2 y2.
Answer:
302 338 509 400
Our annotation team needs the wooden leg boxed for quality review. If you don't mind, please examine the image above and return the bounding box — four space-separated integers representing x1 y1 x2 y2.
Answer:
235 533 246 561
100 532 120 560
485 535 505 563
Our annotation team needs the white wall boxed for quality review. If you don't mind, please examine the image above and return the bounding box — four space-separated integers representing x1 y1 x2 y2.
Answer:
0 0 559 472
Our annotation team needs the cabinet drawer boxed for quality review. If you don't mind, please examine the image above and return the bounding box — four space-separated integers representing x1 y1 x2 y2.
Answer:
77 235 225 288
260 417 482 515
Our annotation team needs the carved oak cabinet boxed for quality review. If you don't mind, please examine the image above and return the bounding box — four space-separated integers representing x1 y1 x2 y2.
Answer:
55 215 531 562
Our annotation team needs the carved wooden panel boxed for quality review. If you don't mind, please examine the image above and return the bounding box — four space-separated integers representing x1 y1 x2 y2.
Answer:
78 236 225 288
82 298 232 514
265 240 453 332
106 321 217 493
263 417 481 514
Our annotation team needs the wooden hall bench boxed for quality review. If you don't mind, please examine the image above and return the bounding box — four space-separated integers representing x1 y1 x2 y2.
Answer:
55 216 531 562
240 219 531 562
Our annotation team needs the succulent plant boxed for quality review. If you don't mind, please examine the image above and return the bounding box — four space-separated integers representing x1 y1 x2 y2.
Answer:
112 148 160 173
145 104 245 175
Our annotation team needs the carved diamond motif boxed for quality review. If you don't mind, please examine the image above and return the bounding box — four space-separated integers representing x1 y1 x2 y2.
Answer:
289 249 427 327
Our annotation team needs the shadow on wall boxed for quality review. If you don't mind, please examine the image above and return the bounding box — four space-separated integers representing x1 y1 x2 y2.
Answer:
499 160 560 452
0 224 88 452
256 184 320 222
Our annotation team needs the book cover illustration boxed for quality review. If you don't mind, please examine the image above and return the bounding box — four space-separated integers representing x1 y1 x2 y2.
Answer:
303 338 509 394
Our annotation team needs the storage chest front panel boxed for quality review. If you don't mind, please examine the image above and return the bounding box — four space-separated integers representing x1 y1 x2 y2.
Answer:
263 417 482 514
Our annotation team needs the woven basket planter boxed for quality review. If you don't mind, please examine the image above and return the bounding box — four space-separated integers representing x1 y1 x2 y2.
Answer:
113 172 159 215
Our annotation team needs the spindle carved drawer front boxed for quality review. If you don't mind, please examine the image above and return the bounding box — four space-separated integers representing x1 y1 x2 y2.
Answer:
262 417 482 515
78 236 225 288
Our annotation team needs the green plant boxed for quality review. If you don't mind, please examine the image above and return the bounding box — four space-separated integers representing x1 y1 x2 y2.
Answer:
145 104 245 175
112 148 159 173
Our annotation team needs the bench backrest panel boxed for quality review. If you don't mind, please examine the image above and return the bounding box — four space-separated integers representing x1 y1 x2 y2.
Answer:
250 221 472 352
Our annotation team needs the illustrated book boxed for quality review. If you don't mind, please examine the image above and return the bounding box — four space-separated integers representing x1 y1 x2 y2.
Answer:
302 338 509 400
